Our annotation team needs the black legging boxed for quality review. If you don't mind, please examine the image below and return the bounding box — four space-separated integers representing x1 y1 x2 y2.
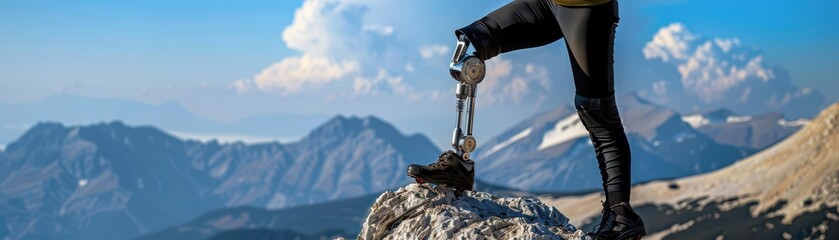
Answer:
457 0 631 198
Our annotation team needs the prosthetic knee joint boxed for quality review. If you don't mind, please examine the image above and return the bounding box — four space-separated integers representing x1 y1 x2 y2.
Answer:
449 35 485 160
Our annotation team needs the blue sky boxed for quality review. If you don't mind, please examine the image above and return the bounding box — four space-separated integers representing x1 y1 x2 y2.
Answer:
1 0 836 147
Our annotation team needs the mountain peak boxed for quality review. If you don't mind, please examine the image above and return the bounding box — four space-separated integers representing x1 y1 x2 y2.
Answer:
5 122 70 152
29 121 66 131
704 108 737 118
323 114 388 126
620 91 657 107
5 120 176 154
305 114 404 141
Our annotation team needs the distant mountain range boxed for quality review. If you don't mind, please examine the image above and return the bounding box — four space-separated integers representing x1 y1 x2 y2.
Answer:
682 108 805 151
0 93 814 240
0 94 329 145
0 116 437 240
542 102 839 239
139 101 829 240
473 93 798 192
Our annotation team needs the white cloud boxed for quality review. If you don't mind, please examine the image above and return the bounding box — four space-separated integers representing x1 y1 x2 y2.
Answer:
281 0 368 57
386 75 422 101
643 22 825 118
363 24 394 36
231 0 560 110
234 0 449 99
525 63 551 90
643 23 697 62
644 23 775 102
353 69 445 102
676 42 773 102
352 69 390 96
478 57 553 105
231 79 254 94
478 57 513 104
714 38 739 53
652 80 668 96
235 0 379 94
253 55 360 93
418 44 450 59
504 77 529 104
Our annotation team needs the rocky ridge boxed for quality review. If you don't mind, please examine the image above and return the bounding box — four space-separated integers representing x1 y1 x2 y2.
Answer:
358 183 590 240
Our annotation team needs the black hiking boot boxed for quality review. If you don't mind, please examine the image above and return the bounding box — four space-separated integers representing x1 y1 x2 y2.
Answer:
407 150 474 193
588 202 646 240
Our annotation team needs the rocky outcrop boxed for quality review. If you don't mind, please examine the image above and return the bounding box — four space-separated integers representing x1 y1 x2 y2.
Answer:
358 184 590 240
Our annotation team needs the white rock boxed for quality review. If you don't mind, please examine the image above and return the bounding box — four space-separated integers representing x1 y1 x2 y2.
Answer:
358 184 590 240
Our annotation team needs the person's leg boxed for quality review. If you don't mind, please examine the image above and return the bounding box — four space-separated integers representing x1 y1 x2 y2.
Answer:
556 2 645 238
556 0 633 213
455 0 563 60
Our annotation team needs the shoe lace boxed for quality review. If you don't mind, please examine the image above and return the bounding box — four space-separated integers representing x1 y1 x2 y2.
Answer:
428 151 459 168
428 160 446 168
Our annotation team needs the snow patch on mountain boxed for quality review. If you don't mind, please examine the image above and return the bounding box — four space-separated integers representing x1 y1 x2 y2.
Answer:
78 179 88 187
484 127 532 156
671 131 696 143
681 114 710 128
683 112 755 126
358 184 590 240
725 115 752 123
538 114 589 151
777 118 809 127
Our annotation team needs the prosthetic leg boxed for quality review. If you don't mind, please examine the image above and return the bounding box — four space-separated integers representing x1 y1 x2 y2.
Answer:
406 36 485 193
448 36 485 159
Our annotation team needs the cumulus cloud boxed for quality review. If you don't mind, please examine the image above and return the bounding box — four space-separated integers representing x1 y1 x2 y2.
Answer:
253 55 360 93
643 23 824 118
651 80 669 96
418 45 450 59
233 0 448 102
363 24 394 36
643 23 774 102
234 0 383 94
231 0 559 108
479 58 553 105
231 79 254 94
525 63 551 90
281 0 368 57
643 23 698 62
353 69 445 102
352 69 392 96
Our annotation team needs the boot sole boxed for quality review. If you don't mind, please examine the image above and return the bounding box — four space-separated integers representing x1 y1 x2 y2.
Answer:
614 226 646 240
589 225 646 240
